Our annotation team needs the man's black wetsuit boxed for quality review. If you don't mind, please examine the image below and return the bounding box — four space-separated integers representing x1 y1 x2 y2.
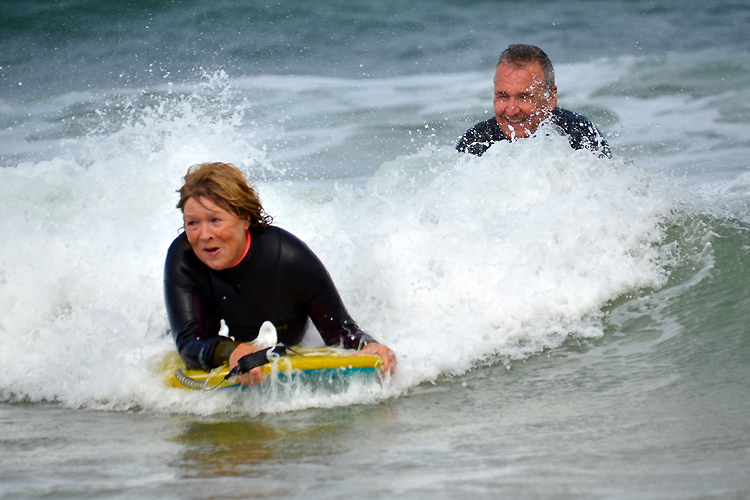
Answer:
164 226 375 370
456 107 611 158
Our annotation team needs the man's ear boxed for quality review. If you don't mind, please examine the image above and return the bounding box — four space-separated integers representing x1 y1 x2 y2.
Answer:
547 85 558 110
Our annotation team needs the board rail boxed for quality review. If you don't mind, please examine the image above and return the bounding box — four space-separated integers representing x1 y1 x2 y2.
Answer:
161 347 383 391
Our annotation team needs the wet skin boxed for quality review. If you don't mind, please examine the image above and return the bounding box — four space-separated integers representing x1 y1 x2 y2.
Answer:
493 60 558 139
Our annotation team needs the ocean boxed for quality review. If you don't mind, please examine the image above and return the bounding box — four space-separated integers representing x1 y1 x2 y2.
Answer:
2 0 750 498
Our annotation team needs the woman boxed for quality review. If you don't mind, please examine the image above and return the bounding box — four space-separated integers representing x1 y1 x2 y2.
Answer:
164 162 396 385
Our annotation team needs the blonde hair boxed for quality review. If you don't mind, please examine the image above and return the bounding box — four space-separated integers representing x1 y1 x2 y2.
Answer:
177 162 273 229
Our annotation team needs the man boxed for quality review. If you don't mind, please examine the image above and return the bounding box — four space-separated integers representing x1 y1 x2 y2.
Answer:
456 44 610 158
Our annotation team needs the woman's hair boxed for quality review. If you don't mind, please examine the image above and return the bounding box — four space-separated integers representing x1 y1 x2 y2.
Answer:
177 162 273 229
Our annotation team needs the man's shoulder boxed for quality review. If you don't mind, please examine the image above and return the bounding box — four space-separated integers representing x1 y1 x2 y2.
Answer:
552 107 595 128
469 116 500 132
461 117 502 139
551 107 611 158
456 117 505 155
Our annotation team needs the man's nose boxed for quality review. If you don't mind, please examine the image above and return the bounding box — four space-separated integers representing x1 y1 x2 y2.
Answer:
505 98 521 115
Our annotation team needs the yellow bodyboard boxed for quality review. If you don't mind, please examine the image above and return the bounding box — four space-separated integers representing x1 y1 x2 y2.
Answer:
161 347 383 390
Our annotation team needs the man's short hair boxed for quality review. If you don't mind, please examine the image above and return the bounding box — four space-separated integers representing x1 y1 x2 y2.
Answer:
497 44 555 89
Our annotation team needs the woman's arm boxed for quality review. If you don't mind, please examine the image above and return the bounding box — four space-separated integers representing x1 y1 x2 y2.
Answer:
163 235 236 370
280 230 397 374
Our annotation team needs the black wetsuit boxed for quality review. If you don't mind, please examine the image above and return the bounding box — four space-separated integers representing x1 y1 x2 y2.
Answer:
164 226 375 370
456 107 611 158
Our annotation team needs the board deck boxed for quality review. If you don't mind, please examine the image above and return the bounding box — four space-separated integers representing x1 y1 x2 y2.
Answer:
161 347 383 390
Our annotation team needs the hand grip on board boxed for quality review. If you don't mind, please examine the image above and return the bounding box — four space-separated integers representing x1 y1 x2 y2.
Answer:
225 345 288 380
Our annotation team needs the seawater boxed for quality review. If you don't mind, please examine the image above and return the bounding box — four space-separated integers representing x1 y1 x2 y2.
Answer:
2 0 750 498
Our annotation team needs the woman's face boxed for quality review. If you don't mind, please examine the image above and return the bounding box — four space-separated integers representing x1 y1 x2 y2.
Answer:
183 196 250 270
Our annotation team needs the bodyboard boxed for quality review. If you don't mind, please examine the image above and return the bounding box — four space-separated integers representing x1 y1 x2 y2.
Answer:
161 347 383 391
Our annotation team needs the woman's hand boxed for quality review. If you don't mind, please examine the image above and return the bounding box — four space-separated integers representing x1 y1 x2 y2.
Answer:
356 342 396 376
228 343 265 386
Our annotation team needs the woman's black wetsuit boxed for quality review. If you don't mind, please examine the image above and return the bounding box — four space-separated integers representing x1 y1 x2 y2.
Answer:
164 226 374 370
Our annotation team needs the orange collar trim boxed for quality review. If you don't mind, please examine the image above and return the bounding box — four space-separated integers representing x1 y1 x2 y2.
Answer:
229 231 251 268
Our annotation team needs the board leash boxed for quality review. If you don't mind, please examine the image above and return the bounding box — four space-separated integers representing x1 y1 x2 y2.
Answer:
173 343 302 391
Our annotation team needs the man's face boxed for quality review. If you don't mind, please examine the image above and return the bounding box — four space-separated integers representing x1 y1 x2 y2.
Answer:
493 61 557 139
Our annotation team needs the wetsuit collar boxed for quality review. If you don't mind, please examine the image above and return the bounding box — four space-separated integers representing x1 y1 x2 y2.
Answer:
228 230 251 269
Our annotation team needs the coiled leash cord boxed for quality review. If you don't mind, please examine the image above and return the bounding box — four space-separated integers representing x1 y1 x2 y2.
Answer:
174 345 291 391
